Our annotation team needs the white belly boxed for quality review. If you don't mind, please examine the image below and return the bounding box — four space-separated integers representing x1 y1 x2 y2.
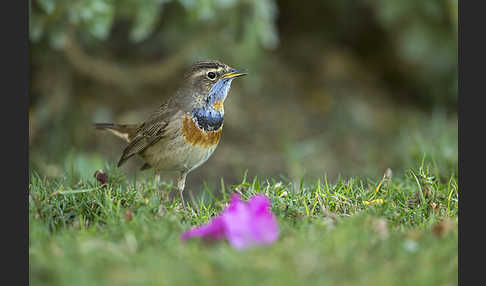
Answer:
141 136 219 173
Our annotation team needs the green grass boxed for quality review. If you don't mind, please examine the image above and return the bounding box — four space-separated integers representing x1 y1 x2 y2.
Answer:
29 160 458 286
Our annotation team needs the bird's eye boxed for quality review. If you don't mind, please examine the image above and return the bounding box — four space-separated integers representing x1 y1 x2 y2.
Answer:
207 72 216 80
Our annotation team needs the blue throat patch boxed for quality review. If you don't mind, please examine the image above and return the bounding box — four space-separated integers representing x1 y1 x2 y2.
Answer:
191 77 234 131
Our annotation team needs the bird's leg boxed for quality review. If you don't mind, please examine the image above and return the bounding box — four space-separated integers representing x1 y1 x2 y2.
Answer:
177 173 187 209
155 173 161 185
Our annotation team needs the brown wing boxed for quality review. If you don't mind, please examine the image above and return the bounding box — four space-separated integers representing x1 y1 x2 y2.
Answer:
117 102 178 167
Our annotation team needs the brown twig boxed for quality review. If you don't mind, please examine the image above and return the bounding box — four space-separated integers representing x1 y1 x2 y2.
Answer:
62 25 206 91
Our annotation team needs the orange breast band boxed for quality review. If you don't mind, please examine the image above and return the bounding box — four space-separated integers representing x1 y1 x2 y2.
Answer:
182 114 222 147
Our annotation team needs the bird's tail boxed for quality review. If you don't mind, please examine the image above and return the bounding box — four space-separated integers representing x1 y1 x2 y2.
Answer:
93 123 139 143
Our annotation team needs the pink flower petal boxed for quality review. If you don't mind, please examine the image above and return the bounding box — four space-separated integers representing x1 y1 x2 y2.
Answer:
247 195 279 245
222 195 255 249
180 216 225 241
180 193 279 249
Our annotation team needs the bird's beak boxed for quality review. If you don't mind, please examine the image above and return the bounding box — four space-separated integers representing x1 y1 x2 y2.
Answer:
222 68 248 79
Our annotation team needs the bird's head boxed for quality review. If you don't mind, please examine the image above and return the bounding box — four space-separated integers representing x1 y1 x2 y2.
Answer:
176 60 247 131
180 60 247 111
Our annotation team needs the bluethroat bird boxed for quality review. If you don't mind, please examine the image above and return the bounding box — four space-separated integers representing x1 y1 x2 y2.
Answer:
94 60 247 208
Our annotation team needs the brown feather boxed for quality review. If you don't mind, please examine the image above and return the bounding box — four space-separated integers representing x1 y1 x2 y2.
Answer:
117 118 171 167
93 123 138 143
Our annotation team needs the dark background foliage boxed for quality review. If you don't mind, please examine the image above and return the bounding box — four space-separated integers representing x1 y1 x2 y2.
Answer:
29 0 457 188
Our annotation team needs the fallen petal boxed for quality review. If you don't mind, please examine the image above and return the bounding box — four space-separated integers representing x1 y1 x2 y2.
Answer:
94 169 107 187
222 195 255 249
247 195 279 245
222 194 279 249
180 193 279 250
180 216 225 241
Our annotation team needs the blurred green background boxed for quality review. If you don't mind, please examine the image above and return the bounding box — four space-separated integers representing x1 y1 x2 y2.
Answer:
29 0 458 188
